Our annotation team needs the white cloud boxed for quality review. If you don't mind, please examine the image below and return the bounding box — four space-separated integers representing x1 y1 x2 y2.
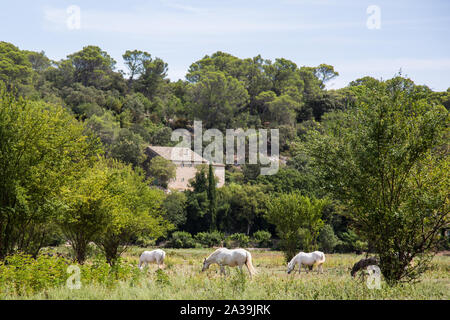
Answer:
42 6 67 29
42 4 363 37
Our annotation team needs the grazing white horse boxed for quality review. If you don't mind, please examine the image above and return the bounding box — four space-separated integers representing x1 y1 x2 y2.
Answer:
287 251 325 274
202 248 257 278
138 249 166 270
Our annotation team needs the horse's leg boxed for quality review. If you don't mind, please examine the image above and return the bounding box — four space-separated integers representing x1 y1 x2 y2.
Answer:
318 263 323 274
241 264 252 278
220 265 226 276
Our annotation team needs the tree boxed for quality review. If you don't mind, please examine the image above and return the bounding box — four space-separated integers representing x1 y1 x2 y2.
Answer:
0 42 34 91
67 45 116 88
207 164 217 231
263 58 303 96
266 192 327 261
122 92 152 123
162 191 187 228
256 167 316 196
183 165 210 233
122 50 151 88
216 183 270 235
186 51 243 83
24 50 52 73
318 224 340 253
109 128 145 167
95 160 172 265
57 162 112 264
135 57 168 99
186 52 272 117
0 86 101 259
270 95 301 126
303 77 449 284
314 64 339 88
85 111 121 146
147 156 176 189
58 159 172 264
189 70 249 130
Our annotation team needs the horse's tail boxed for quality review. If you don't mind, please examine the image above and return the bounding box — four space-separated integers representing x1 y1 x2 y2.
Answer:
245 251 257 276
318 252 326 264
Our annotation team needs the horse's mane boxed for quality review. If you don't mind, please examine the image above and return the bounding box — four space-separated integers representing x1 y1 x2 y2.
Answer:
206 248 225 261
288 255 297 266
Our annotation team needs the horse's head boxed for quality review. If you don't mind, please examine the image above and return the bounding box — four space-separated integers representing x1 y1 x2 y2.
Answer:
286 261 295 274
201 258 209 272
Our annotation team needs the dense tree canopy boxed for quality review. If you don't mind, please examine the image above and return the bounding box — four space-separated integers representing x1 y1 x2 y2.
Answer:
302 77 449 283
0 85 101 259
0 41 448 285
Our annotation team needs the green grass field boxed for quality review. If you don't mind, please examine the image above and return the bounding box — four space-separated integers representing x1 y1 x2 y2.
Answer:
2 247 449 300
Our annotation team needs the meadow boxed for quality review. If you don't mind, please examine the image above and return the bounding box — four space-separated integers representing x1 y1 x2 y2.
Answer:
0 246 448 300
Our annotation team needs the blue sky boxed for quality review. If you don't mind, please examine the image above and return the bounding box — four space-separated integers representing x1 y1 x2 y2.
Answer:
1 0 449 91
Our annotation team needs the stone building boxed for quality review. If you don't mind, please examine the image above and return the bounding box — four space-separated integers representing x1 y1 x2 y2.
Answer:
146 146 225 191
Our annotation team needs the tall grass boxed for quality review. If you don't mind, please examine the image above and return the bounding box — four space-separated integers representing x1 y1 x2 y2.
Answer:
1 248 449 300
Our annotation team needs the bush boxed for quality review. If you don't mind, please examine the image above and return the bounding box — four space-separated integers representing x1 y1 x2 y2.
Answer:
134 235 156 248
227 233 250 248
195 231 224 248
44 230 66 247
75 256 140 287
0 253 144 296
318 224 340 253
155 269 171 286
354 240 368 254
252 230 272 248
0 253 69 295
166 231 197 248
266 192 327 261
335 230 362 253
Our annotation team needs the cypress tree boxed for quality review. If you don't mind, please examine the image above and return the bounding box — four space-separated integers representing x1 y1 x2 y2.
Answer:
207 164 217 231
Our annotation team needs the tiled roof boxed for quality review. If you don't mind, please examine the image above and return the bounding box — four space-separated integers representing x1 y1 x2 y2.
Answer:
147 146 224 166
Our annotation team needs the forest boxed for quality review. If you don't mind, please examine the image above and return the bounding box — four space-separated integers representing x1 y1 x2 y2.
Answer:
0 41 448 287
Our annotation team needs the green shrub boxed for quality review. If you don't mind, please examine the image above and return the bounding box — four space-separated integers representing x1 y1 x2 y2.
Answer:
354 240 368 254
195 231 224 247
0 253 69 295
0 252 145 296
155 269 171 286
134 235 156 248
252 230 272 248
227 233 250 248
318 224 340 253
335 230 363 253
166 231 197 248
44 230 66 247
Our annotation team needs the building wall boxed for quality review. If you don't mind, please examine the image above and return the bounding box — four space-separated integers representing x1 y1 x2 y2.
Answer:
214 166 225 188
168 166 196 191
168 164 225 191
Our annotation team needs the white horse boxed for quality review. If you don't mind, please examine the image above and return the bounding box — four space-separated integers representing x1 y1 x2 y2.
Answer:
202 248 257 278
287 251 325 274
138 249 166 270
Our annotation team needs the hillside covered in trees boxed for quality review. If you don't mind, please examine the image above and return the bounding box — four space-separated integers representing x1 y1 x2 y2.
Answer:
1 41 448 283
